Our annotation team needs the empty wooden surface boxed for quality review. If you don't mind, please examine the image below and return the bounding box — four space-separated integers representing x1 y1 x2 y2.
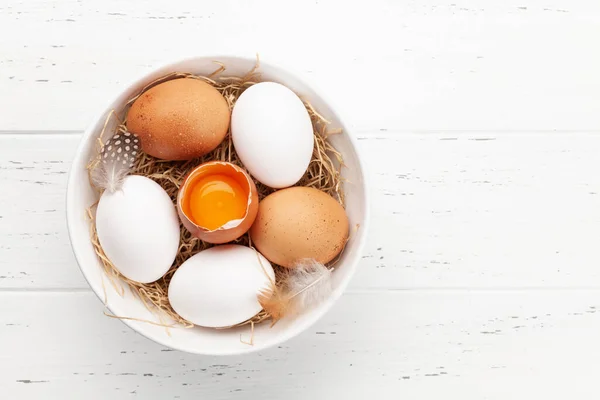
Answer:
1 0 600 399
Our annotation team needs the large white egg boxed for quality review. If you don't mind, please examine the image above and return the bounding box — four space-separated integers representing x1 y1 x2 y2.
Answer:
168 245 275 328
96 175 180 283
231 82 314 188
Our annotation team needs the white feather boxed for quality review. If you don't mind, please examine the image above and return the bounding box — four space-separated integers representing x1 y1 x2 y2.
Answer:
91 160 131 193
285 259 333 311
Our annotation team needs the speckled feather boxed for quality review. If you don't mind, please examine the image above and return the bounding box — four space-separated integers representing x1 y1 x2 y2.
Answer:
91 132 140 192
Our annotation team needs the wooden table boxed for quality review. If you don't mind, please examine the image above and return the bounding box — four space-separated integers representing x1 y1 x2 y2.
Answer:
2 1 600 398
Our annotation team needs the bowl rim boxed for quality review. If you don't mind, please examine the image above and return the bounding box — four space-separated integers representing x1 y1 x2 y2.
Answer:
66 54 371 356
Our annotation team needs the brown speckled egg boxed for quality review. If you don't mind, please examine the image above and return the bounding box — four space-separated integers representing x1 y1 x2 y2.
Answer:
249 187 348 268
126 78 230 160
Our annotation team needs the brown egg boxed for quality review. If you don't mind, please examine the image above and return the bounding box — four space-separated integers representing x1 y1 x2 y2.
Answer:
250 187 348 267
127 78 230 160
177 161 258 244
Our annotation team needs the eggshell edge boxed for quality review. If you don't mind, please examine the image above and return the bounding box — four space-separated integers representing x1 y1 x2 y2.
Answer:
177 161 258 244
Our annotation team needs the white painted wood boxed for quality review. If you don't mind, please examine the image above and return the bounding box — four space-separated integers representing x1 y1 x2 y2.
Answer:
3 0 600 397
3 132 600 289
2 291 600 399
0 134 79 288
1 0 600 131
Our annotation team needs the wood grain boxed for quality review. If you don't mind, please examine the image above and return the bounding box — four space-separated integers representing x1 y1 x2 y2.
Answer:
2 0 600 398
2 291 600 399
1 0 599 131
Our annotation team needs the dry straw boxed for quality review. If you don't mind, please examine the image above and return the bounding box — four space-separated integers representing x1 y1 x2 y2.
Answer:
86 58 345 330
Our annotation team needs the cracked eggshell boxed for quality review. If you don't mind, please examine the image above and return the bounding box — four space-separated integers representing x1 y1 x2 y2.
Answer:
177 161 258 244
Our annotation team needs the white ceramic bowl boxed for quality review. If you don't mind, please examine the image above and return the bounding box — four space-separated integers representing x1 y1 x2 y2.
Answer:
66 55 369 355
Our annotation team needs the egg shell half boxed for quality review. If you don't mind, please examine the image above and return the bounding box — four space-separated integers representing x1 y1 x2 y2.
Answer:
177 161 258 244
231 82 314 189
127 78 230 160
96 175 180 283
168 245 275 328
250 186 349 268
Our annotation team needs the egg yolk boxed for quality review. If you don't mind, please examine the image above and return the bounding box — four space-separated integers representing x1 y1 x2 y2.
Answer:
188 174 247 230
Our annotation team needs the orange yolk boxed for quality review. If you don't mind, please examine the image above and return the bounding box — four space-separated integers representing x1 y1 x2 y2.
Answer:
188 174 247 230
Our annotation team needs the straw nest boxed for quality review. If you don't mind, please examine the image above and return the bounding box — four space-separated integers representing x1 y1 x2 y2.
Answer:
86 59 345 330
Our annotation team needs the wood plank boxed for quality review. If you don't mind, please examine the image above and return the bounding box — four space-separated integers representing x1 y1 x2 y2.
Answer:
1 0 600 131
1 290 599 399
2 132 600 289
360 132 600 289
0 134 80 288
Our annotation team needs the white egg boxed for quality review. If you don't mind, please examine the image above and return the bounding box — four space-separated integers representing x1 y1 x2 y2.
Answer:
96 175 180 283
168 245 275 328
231 82 314 188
